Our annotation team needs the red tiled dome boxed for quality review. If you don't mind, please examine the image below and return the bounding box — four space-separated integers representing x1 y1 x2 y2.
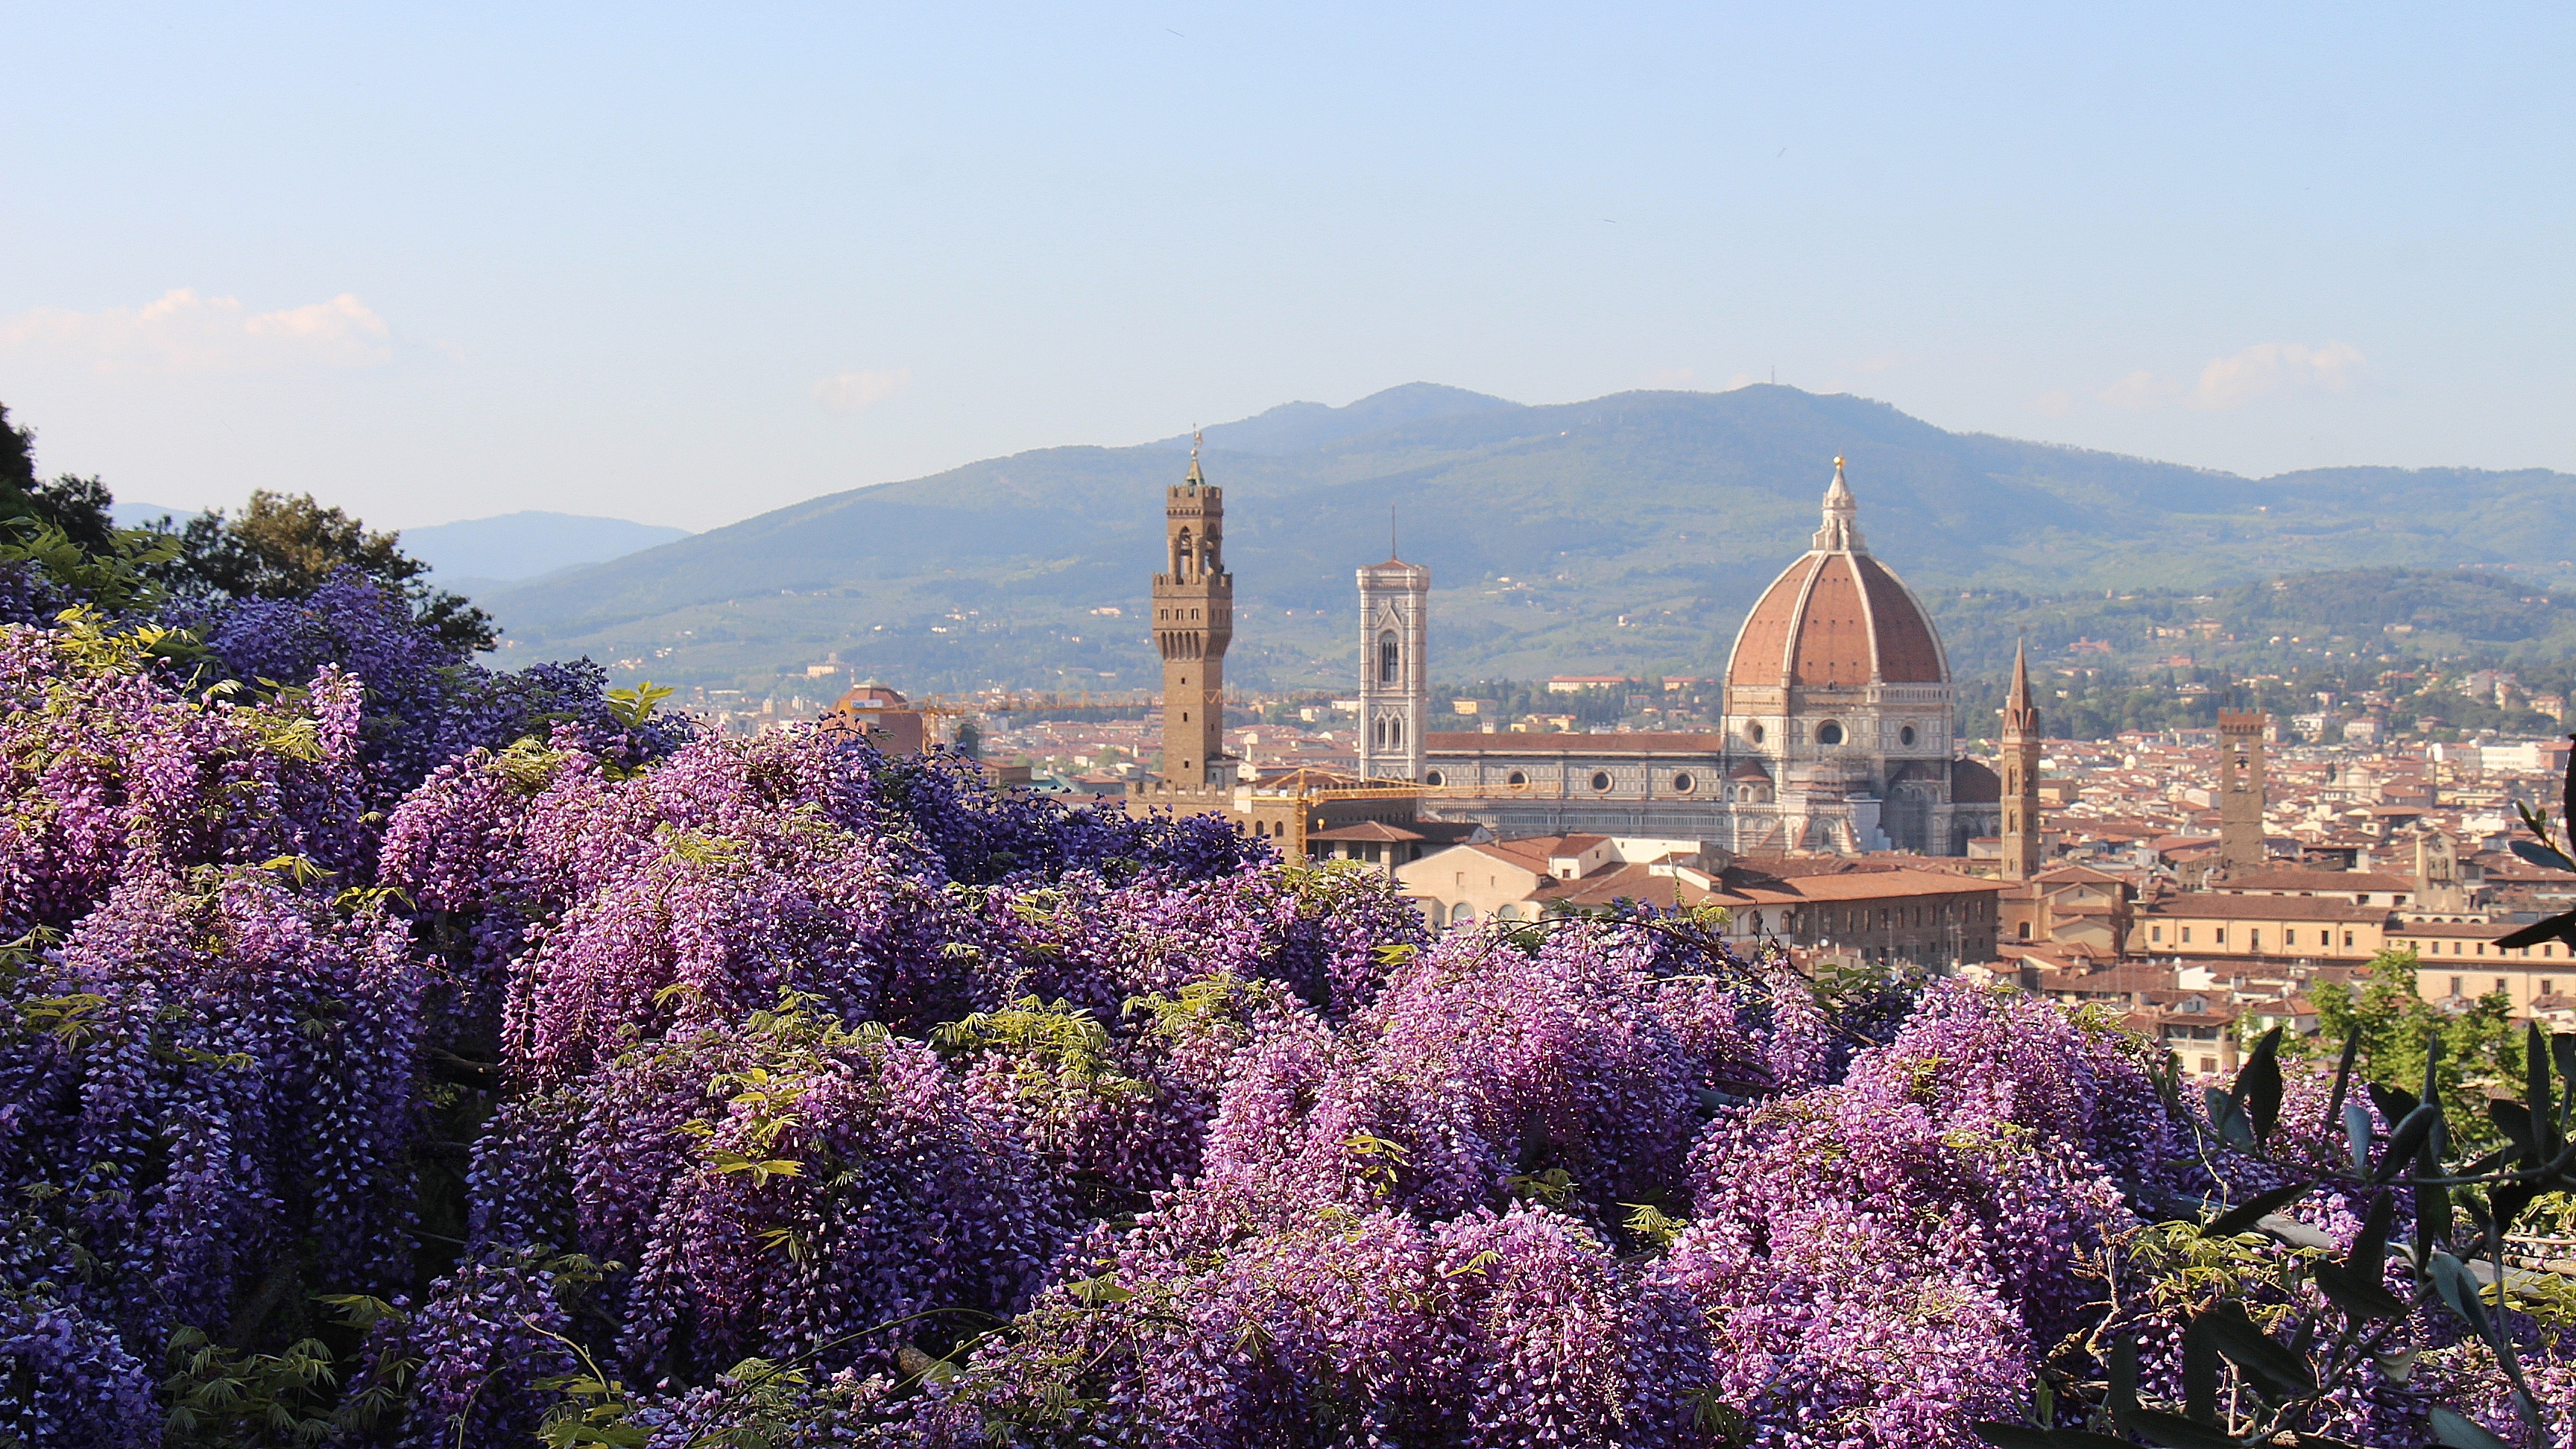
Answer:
1725 461 1946 690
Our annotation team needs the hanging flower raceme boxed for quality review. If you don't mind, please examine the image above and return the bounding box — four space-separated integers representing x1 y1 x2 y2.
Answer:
0 865 423 1355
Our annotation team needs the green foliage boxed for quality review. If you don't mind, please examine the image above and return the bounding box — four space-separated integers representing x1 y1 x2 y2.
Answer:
604 681 673 730
160 1326 341 1448
932 996 1139 1099
157 489 496 653
2305 950 2524 1151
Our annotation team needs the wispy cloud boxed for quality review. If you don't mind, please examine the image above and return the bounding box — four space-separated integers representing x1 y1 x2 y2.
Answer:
2097 341 2366 411
2097 370 2168 409
1 288 393 373
814 367 912 412
2189 341 2364 409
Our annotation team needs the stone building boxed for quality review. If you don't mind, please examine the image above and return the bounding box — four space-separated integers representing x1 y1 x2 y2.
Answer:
1356 554 1430 780
1422 459 1995 854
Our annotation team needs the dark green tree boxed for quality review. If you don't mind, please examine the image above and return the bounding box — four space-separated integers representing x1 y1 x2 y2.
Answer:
1 402 119 552
2306 947 2524 1151
162 489 496 654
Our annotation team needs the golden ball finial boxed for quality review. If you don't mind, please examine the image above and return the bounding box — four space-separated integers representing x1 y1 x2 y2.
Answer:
1834 455 1844 469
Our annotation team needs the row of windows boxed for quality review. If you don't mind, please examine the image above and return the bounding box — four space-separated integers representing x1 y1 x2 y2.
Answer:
1740 719 1928 748
2446 976 2563 998
2396 938 2563 959
2149 924 2361 950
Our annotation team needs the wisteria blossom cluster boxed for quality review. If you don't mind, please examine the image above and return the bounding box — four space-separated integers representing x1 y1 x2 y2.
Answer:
2 604 2572 1448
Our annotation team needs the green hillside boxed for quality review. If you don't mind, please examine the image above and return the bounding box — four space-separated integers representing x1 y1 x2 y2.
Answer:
475 385 2576 694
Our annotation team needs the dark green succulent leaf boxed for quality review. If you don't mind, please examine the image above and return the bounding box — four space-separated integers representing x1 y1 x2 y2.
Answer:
2119 1409 2244 1449
2196 1300 2317 1398
2311 1259 2409 1321
2427 1253 2490 1338
2556 1034 2576 1134
2047 1435 2148 1449
2323 1026 2361 1136
2367 1081 2419 1126
2236 1026 2284 1141
2489 1099 2536 1156
2528 1022 2561 1159
2342 1102 2374 1172
2510 839 2575 873
2491 1180 2542 1236
2108 1336 2138 1420
2375 1103 2440 1182
2182 1313 2220 1426
2200 1182 2312 1239
2496 912 2576 952
2429 1404 2514 1449
1972 1424 2056 1449
2349 1190 2395 1275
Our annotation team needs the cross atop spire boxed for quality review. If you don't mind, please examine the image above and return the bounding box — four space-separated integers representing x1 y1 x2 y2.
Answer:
1811 455 1866 552
1185 428 1206 487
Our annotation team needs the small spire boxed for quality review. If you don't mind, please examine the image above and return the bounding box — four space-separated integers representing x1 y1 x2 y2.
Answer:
2004 637 2039 736
1184 427 1206 486
1811 455 1864 552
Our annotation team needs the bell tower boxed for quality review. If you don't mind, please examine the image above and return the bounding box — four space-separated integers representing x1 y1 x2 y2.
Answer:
2217 709 2268 873
1152 436 1232 787
2000 639 2043 880
1357 541 1430 781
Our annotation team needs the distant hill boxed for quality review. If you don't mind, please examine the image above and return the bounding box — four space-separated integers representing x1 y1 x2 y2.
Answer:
402 512 690 586
472 385 2576 690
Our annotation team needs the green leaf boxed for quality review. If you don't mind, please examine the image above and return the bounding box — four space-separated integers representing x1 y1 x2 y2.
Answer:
2510 839 2575 873
2234 1026 2284 1141
2107 1336 2138 1420
2196 1300 2317 1399
2527 1021 2561 1161
2426 1252 2490 1339
2429 1405 2515 1449
2375 1102 2440 1182
2200 1181 2311 1239
2495 912 2576 952
2342 1102 2375 1172
2323 1024 2361 1137
1971 1424 2055 1449
2310 1259 2409 1321
2349 1190 2395 1277
2182 1313 2220 1426
2119 1408 2244 1449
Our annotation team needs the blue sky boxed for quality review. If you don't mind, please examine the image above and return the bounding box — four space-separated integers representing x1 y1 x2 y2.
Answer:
1 2 2568 531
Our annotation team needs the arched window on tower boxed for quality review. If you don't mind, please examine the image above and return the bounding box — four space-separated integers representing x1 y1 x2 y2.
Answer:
1388 717 1403 748
1202 539 1219 573
1173 529 1193 578
1378 631 1400 684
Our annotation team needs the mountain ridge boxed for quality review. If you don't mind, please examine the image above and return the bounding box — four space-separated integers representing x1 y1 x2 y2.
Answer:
472 385 2576 691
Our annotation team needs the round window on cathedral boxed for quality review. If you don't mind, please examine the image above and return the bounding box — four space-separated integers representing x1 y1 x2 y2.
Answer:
1671 772 1695 794
1816 721 1845 746
1506 770 1529 789
1900 724 1918 747
1424 770 1444 787
1590 771 1612 792
1747 722 1766 745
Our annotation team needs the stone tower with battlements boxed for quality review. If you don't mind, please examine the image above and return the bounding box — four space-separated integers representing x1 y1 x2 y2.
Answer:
2000 639 2043 880
2217 709 2267 872
1152 440 1232 787
1357 552 1430 780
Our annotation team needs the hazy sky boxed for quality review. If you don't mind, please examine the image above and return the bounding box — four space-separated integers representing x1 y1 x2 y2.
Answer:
3 3 2569 531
